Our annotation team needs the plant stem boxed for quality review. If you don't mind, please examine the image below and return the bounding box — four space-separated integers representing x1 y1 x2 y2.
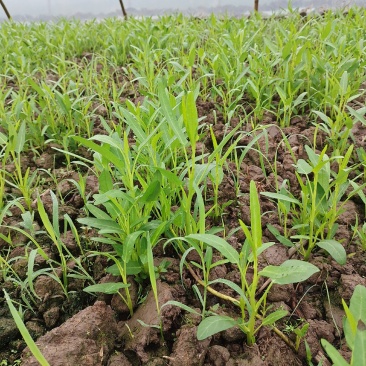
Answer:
185 261 296 351
304 174 318 261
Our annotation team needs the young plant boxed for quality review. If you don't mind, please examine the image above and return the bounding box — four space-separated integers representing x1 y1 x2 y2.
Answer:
2 121 38 210
166 181 319 346
321 285 366 366
262 145 362 263
75 149 174 314
352 219 366 251
35 191 94 298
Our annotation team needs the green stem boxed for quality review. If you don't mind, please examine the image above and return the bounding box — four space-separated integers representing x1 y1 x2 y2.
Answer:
305 175 318 261
247 257 258 345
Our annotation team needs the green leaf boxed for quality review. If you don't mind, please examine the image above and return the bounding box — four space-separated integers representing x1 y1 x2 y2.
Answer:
353 322 366 366
158 81 187 147
294 323 309 338
347 105 366 125
55 91 70 114
162 300 201 315
37 195 58 245
126 261 143 275
296 159 313 175
72 136 126 177
83 282 129 295
313 110 332 125
106 261 142 276
94 190 127 205
182 91 198 144
249 180 262 252
305 145 320 167
340 71 349 96
344 285 366 350
194 163 217 185
146 233 159 313
85 203 111 220
266 224 293 247
247 242 275 262
208 278 251 312
260 192 300 205
99 169 113 192
26 77 45 96
276 85 287 102
186 234 239 264
343 299 357 350
197 315 238 340
15 121 26 154
317 240 346 265
119 106 147 142
4 290 51 366
262 309 288 326
0 131 7 145
27 249 39 299
78 217 123 234
123 231 144 263
321 339 349 366
259 260 319 285
154 167 183 188
350 286 366 324
140 180 161 203
293 92 307 108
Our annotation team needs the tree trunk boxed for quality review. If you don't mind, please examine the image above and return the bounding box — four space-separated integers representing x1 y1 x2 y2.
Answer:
0 0 11 19
119 0 127 19
254 0 259 12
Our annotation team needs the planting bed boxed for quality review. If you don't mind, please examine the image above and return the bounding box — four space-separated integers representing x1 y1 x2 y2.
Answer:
1 9 366 366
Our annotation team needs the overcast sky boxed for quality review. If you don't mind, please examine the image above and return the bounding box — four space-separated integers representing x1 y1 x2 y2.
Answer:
0 0 361 18
0 0 297 17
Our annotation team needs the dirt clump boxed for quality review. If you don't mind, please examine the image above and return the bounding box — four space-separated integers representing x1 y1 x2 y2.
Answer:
118 280 180 364
21 301 118 366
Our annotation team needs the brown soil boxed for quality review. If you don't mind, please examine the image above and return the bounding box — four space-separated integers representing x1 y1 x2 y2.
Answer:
1 55 366 366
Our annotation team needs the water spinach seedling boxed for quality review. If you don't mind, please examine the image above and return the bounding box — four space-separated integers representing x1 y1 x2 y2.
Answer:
262 145 362 264
166 181 319 346
322 285 366 366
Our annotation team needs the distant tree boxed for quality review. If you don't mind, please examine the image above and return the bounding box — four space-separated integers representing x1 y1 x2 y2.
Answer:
254 0 259 11
119 0 127 19
0 0 11 19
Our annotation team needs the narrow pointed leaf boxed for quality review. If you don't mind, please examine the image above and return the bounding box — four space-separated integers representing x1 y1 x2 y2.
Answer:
162 301 201 315
249 180 262 251
84 282 129 295
182 91 198 144
260 192 300 205
4 290 51 366
186 234 239 264
321 339 349 366
140 180 161 203
158 81 187 146
78 217 123 234
262 309 288 326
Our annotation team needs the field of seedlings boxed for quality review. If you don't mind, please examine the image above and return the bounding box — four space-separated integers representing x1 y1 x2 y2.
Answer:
1 8 366 366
